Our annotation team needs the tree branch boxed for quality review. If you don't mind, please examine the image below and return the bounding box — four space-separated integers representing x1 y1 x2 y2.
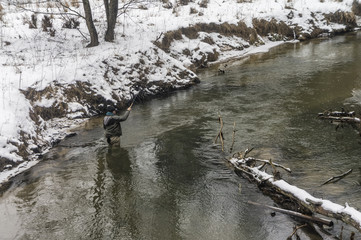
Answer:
321 169 353 186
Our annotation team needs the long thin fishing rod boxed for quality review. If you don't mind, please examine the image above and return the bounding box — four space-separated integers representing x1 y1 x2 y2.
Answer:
129 90 142 108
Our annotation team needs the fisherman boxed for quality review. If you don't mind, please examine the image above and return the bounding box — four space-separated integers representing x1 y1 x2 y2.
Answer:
103 105 132 145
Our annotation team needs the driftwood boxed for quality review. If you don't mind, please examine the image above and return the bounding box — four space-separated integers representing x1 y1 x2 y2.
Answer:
229 153 361 233
321 169 353 186
318 109 361 139
318 109 360 124
318 108 356 118
248 201 333 227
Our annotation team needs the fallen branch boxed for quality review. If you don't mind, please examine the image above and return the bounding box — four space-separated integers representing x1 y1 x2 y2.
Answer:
318 109 360 124
229 154 361 233
321 169 353 186
318 109 356 118
248 201 333 227
319 115 361 123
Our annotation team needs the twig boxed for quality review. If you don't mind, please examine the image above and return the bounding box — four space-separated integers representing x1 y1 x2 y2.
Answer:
229 121 236 153
214 115 224 152
243 147 254 158
246 157 291 173
54 0 85 19
340 225 343 240
14 4 83 18
321 169 353 186
155 32 163 42
287 223 308 240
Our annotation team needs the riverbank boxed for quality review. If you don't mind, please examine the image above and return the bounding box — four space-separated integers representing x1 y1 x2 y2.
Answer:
0 0 360 187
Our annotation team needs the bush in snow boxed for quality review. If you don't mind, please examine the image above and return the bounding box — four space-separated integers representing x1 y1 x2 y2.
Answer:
42 15 56 36
24 14 37 29
62 18 80 29
190 7 198 14
199 0 208 8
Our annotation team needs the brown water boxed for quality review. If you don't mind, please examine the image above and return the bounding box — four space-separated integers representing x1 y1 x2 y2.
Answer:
1 32 361 240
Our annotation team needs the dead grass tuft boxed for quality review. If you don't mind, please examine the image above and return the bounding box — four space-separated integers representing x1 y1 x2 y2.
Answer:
181 26 199 39
201 36 214 45
70 0 80 8
324 10 357 27
252 18 293 38
24 81 107 121
154 21 259 52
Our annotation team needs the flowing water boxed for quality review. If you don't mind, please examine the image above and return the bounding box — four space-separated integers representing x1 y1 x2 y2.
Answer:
1 32 361 240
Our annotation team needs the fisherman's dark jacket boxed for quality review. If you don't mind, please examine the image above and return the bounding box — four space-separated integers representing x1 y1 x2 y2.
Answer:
103 111 130 138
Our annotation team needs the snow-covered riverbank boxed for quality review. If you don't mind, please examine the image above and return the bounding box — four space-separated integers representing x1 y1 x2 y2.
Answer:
0 0 360 187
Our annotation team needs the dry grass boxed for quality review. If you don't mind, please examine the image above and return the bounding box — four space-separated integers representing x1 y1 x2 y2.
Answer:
154 21 259 52
252 18 293 38
199 0 208 8
324 10 356 27
23 81 106 121
190 7 198 14
352 0 361 16
70 0 80 8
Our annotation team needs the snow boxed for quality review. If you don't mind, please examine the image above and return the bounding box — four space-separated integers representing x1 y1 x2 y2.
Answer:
274 179 361 226
0 0 359 184
231 157 361 228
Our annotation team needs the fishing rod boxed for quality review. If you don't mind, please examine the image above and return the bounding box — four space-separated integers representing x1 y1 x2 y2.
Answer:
129 90 142 108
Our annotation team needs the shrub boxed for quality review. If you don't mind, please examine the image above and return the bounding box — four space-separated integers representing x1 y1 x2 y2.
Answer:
179 0 190 6
190 7 198 14
42 15 52 31
62 18 80 29
199 0 208 8
42 15 56 36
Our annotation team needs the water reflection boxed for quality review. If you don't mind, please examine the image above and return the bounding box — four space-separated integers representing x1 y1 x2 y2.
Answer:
88 146 139 240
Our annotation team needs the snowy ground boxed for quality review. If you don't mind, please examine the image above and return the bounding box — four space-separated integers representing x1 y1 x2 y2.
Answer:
0 0 360 185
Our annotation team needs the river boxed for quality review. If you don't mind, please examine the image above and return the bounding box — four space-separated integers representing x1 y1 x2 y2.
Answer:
1 32 361 240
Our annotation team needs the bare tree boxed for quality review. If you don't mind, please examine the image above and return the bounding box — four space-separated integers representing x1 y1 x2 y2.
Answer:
82 0 99 47
104 0 118 42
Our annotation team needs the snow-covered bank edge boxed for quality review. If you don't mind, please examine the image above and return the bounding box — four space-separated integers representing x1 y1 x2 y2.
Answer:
1 0 361 189
0 117 88 187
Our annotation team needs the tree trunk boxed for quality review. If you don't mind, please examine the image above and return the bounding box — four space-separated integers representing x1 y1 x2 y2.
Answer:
82 0 99 47
104 0 118 42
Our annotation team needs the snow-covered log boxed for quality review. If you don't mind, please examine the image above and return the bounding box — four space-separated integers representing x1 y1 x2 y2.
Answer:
318 109 360 123
229 156 361 233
